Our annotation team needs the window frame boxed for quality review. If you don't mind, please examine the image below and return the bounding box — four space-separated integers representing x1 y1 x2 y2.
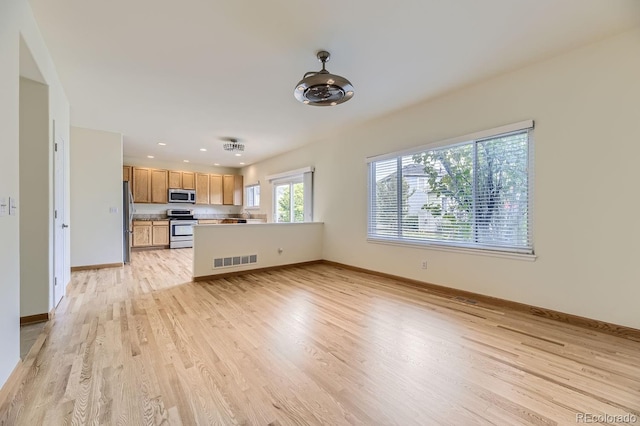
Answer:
367 121 535 258
268 167 314 223
244 184 261 209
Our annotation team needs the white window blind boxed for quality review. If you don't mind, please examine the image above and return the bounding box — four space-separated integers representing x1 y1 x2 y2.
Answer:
368 123 533 254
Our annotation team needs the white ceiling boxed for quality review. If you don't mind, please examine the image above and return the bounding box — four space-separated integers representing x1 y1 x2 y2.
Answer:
28 0 640 168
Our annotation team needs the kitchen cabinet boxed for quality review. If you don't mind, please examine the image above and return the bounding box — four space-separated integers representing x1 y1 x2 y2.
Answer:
223 175 234 205
123 166 132 182
132 220 169 248
132 167 151 203
195 173 210 204
210 174 223 205
128 164 242 206
223 174 243 205
168 171 182 189
233 174 243 206
152 220 170 245
132 167 167 204
132 221 152 247
198 219 221 225
169 171 196 190
151 169 168 203
182 172 195 190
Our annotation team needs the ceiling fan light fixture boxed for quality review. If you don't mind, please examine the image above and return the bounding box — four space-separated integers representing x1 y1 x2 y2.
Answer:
294 50 354 106
222 138 245 152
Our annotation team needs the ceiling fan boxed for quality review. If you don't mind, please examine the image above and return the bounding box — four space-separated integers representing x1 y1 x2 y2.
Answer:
294 50 354 106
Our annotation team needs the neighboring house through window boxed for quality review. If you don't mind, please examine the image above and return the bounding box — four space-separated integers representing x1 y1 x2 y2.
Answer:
367 121 534 255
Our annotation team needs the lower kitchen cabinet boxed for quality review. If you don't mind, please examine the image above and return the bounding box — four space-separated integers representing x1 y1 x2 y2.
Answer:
132 220 169 248
152 221 170 245
132 221 152 247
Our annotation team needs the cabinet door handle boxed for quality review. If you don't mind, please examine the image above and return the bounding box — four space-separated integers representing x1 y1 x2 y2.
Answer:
62 223 69 229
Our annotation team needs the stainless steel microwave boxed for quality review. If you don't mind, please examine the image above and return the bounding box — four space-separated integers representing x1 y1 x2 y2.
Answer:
168 189 196 203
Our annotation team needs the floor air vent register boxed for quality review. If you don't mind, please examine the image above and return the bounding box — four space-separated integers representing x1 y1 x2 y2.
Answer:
213 254 258 269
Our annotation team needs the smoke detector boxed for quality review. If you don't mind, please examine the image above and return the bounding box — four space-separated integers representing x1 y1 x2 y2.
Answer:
294 50 354 106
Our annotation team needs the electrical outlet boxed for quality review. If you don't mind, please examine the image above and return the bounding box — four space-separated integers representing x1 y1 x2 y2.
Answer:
421 260 428 269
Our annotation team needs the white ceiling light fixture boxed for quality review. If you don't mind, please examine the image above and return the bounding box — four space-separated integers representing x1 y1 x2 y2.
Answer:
294 50 354 106
222 137 245 153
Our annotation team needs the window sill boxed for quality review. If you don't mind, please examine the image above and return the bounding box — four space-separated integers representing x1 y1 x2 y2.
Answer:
367 237 537 261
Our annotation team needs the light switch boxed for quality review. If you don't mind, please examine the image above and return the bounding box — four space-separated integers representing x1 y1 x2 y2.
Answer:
109 207 118 213
0 197 6 217
9 197 17 216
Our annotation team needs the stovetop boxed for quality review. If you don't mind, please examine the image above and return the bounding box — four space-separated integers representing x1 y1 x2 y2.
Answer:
167 208 194 220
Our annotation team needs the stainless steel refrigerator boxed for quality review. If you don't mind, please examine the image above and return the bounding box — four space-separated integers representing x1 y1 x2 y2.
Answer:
123 181 134 263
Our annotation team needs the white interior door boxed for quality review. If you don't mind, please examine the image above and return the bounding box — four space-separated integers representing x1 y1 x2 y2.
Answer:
53 121 65 307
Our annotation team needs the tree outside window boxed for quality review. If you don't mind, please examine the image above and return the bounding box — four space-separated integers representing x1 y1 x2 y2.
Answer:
275 182 304 223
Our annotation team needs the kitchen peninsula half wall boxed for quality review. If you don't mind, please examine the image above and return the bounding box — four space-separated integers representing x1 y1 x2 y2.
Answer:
193 222 323 280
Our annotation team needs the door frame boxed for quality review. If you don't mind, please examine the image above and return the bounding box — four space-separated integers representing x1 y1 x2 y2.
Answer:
52 119 65 307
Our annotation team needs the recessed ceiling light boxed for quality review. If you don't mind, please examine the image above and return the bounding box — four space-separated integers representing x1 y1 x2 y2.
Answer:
147 155 154 159
183 160 189 163
213 163 220 166
200 148 207 152
239 162 245 165
235 153 241 157
157 142 167 146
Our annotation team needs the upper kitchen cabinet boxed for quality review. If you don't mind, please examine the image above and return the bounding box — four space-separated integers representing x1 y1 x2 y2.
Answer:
132 167 168 203
210 174 223 205
233 174 243 206
182 172 195 190
195 173 210 204
132 167 151 203
168 171 196 190
123 166 132 182
168 171 182 189
150 169 168 203
223 174 243 205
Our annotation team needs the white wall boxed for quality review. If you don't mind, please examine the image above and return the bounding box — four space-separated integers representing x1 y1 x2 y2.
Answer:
0 0 70 389
243 28 640 329
19 77 50 317
70 127 123 267
193 223 324 278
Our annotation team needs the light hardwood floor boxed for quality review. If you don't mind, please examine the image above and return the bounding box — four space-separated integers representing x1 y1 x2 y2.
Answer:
1 249 639 425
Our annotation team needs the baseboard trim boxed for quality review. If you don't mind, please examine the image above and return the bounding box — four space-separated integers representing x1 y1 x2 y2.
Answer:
71 262 123 272
20 313 49 326
193 260 324 282
131 246 170 252
321 260 640 343
0 360 23 411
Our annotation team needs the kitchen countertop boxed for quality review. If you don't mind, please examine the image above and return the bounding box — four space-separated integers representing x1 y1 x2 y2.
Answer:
133 214 267 222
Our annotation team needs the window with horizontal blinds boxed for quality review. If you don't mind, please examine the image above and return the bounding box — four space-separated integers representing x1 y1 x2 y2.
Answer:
368 124 533 254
